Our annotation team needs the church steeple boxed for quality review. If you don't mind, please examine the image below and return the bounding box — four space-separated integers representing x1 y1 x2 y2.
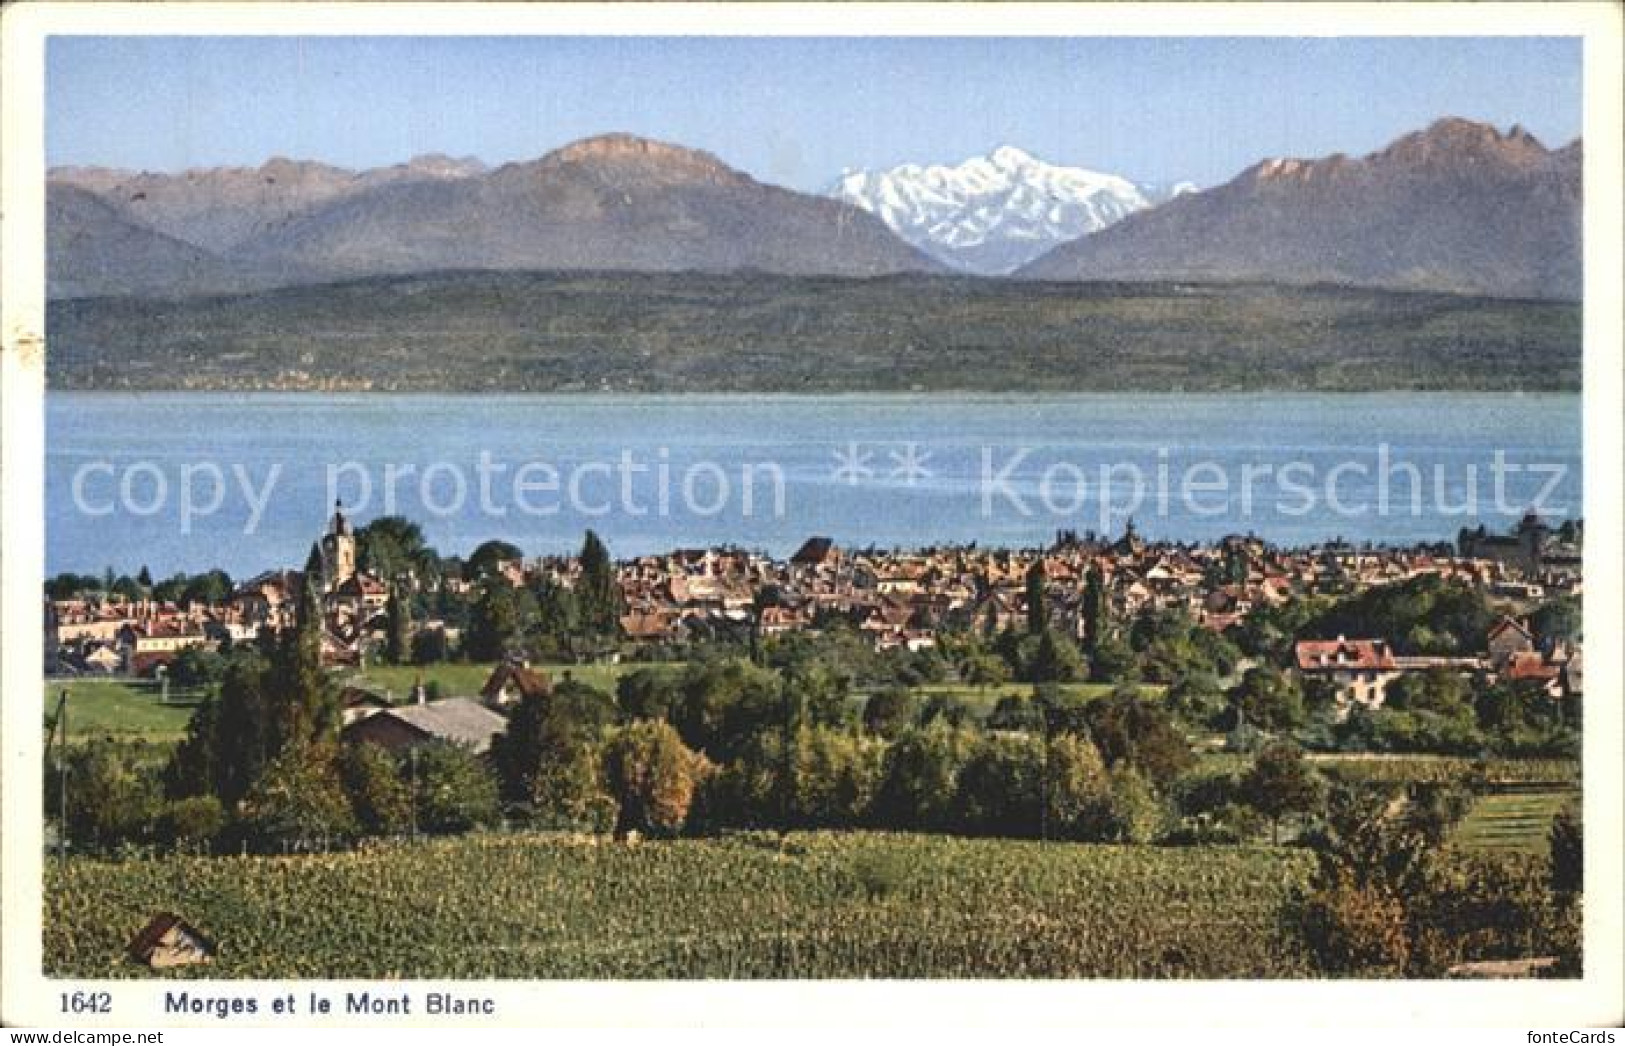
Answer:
319 499 357 589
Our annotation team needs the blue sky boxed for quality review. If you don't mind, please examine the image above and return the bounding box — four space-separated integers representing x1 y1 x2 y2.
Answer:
48 36 1581 190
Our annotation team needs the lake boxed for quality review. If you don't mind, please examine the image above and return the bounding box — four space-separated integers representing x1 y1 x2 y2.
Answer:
46 392 1582 578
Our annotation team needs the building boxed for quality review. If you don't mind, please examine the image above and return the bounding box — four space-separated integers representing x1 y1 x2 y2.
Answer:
1294 636 1401 714
479 661 554 710
341 696 508 755
1458 511 1564 577
319 501 358 591
1487 616 1536 671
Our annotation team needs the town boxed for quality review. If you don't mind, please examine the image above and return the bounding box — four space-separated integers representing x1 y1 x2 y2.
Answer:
48 504 1583 730
43 508 1585 979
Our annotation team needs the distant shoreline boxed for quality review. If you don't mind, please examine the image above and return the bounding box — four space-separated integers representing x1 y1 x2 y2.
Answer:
45 273 1582 395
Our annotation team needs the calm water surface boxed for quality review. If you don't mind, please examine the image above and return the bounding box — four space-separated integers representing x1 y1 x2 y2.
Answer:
46 392 1582 577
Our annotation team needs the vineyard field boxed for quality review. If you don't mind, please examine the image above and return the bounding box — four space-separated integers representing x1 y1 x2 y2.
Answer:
46 832 1316 979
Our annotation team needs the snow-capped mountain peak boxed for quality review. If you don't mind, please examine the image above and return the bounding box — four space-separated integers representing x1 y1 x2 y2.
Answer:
830 147 1194 275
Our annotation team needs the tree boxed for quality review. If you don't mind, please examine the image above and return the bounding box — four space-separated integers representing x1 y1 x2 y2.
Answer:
168 645 226 689
871 723 976 832
577 530 621 638
1104 765 1163 844
1025 559 1048 635
986 693 1046 733
466 577 521 662
1240 742 1324 844
787 726 885 829
670 658 780 762
961 653 1010 691
1549 806 1582 902
1028 628 1085 684
385 582 412 665
179 570 233 607
602 720 710 837
467 539 524 580
270 560 339 750
1044 732 1115 841
1385 668 1470 718
1529 596 1582 644
862 688 915 740
1306 575 1493 657
1081 563 1108 655
956 733 1045 836
616 666 682 722
356 516 436 583
240 741 357 851
1088 633 1140 683
529 575 580 656
412 626 449 665
55 740 163 852
411 742 501 834
340 743 412 836
1082 685 1194 786
165 649 275 806
490 687 613 826
109 575 144 601
1166 671 1228 730
1227 665 1306 732
136 565 154 589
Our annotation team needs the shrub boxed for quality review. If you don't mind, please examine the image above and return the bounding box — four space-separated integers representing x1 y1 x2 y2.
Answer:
240 742 358 851
602 720 712 837
410 742 501 835
1103 766 1164 844
848 849 912 902
871 724 977 832
159 796 225 853
1299 872 1411 975
52 739 164 853
956 733 1045 836
340 743 412 836
862 688 915 740
1044 733 1115 841
986 693 1046 733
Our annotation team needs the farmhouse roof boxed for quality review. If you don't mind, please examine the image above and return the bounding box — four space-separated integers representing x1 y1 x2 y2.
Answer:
385 698 508 753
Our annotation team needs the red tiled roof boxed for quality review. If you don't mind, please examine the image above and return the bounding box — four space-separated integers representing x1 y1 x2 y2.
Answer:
1506 651 1560 681
1295 638 1398 672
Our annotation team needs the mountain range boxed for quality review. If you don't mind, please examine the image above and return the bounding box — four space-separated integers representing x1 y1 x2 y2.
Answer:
48 135 939 297
47 118 1581 301
831 146 1195 274
1019 119 1582 300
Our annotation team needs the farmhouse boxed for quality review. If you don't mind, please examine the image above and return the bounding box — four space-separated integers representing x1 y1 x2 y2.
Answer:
1294 636 1400 712
128 913 214 969
342 696 508 754
480 661 554 709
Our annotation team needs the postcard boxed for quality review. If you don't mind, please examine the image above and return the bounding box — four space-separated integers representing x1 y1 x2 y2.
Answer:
2 1 1622 1030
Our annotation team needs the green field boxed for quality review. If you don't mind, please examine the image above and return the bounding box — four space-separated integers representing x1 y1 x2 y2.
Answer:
879 681 1164 718
348 661 650 701
46 832 1316 979
1452 785 1581 854
44 679 201 745
43 662 651 747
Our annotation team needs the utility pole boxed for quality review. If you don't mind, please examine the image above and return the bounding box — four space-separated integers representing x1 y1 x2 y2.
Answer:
1040 699 1051 844
408 745 418 843
54 689 69 860
780 669 797 834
